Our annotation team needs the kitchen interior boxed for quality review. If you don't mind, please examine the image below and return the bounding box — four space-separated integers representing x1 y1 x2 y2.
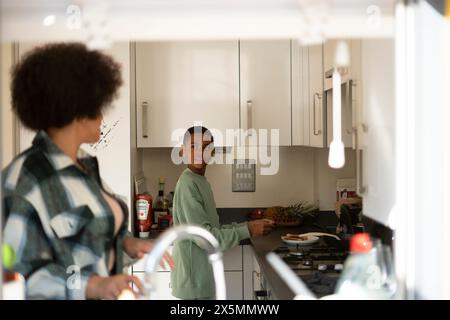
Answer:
1 0 450 300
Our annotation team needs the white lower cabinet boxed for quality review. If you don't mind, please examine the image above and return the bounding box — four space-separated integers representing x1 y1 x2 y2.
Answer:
132 246 173 272
224 271 243 300
133 271 178 300
223 245 243 300
223 245 243 271
131 245 256 299
131 246 177 299
243 245 256 299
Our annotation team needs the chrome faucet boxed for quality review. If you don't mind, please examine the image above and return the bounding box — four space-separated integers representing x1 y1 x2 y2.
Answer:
143 225 227 300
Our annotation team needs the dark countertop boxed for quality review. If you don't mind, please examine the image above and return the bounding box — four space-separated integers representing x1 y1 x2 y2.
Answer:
144 208 339 300
250 224 338 300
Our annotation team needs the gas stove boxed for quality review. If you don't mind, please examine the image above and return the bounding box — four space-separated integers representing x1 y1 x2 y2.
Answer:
273 245 349 297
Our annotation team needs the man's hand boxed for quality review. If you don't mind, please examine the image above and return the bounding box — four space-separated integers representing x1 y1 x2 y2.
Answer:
86 274 144 300
123 237 175 270
248 219 275 237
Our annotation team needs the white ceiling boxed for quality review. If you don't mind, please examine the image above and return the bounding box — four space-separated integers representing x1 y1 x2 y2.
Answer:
1 0 396 47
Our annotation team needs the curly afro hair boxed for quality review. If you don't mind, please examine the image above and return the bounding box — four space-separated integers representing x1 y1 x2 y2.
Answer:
11 42 123 131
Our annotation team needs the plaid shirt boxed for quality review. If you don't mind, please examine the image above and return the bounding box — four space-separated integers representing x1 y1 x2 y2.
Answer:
2 131 129 299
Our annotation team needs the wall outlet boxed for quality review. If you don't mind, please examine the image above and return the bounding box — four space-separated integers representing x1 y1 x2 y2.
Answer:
232 159 256 192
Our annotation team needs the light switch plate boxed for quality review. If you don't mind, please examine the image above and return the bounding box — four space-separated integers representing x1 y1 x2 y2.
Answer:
232 159 256 192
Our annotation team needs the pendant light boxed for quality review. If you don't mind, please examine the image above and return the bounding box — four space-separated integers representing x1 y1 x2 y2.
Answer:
328 40 350 169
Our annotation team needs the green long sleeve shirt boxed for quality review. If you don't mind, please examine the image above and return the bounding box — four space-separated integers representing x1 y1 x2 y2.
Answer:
171 168 250 299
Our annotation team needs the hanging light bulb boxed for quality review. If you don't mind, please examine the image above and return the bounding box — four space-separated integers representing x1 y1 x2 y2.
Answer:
42 15 56 27
328 67 345 168
328 40 350 169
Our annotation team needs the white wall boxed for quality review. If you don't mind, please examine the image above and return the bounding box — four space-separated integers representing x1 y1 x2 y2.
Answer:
142 146 355 210
1 43 15 168
14 42 132 210
84 42 132 209
313 148 357 210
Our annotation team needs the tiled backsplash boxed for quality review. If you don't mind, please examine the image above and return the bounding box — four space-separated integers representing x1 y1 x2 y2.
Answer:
217 207 339 227
142 147 356 210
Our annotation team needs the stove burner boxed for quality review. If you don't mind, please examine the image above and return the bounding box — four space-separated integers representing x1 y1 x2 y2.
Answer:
274 246 290 254
317 264 327 271
334 264 344 271
316 264 343 271
273 242 348 296
288 251 305 258
282 256 309 264
303 259 313 267
309 253 348 261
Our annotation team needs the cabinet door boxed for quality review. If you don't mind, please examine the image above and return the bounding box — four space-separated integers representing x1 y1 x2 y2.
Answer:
132 246 173 272
133 271 178 300
239 40 292 146
308 44 325 147
225 271 243 300
136 41 240 147
223 245 243 271
243 245 256 300
291 42 309 146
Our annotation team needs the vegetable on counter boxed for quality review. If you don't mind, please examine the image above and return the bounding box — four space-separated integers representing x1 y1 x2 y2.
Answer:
249 202 319 226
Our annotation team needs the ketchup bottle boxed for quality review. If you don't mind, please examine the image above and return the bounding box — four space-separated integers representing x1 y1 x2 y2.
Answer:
135 193 153 238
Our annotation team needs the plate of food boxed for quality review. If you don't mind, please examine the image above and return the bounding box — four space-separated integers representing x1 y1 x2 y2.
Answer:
281 234 320 246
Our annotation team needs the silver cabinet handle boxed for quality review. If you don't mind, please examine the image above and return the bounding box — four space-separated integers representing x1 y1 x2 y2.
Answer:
251 270 256 292
348 80 357 149
346 129 354 134
346 80 352 136
361 123 369 133
357 148 366 195
142 101 149 138
251 270 260 293
313 93 322 136
247 100 253 136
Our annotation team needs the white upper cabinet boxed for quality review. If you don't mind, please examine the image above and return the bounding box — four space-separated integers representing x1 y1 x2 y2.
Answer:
239 40 292 146
291 42 325 148
135 41 240 148
291 42 309 146
307 44 326 148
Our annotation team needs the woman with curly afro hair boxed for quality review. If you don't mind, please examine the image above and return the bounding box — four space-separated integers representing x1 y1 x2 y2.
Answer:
2 43 173 300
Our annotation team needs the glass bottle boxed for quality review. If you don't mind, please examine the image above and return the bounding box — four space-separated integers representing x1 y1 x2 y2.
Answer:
153 177 169 225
